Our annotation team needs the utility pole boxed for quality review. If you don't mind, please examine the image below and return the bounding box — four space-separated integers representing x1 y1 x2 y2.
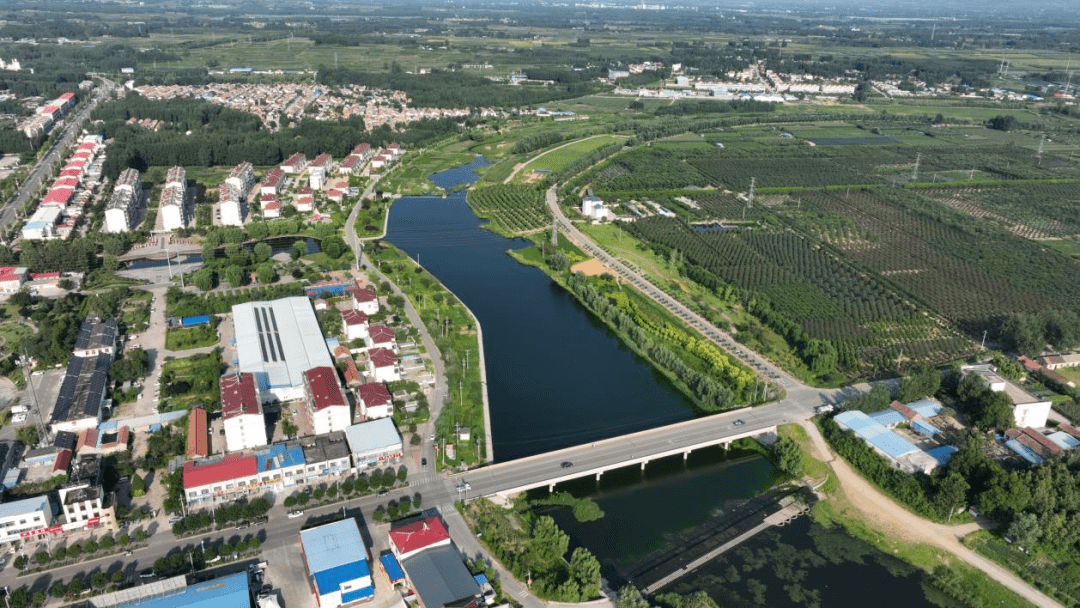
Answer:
912 152 921 182
1037 134 1045 165
20 353 47 446
981 330 988 349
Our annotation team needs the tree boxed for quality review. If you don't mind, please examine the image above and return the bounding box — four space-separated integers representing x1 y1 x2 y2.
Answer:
256 263 276 284
772 436 803 477
898 368 941 403
131 473 146 497
936 472 969 521
616 586 653 608
134 529 147 542
569 547 601 599
1001 313 1044 356
254 242 273 263
16 425 39 448
225 265 244 288
1007 511 1041 547
291 240 309 260
397 466 408 483
526 516 569 572
91 572 108 589
193 268 215 292
988 115 1020 131
100 534 115 550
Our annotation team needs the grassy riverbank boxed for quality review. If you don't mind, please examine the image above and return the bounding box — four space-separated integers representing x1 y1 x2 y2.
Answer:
366 241 487 467
510 234 774 414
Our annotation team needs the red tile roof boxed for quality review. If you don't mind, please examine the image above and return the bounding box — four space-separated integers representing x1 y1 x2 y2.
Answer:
0 267 25 282
1022 427 1062 454
43 189 73 206
389 517 450 556
183 454 258 489
297 187 313 195
358 383 392 408
304 366 346 411
333 345 352 359
343 358 362 386
1059 424 1080 441
353 286 377 303
369 347 397 368
58 92 75 101
352 143 370 155
29 272 60 280
221 373 260 420
77 142 96 151
187 408 209 459
342 309 368 327
889 400 920 421
53 177 80 188
60 168 82 178
53 449 72 474
368 325 395 345
77 428 99 452
40 105 60 115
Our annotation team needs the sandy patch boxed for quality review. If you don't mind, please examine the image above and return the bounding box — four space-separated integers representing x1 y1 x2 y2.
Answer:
571 258 613 277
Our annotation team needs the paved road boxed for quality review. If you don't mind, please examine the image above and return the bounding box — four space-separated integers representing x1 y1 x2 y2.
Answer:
0 78 115 232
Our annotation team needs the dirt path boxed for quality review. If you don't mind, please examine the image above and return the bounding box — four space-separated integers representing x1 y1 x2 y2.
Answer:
503 134 622 184
800 420 1062 608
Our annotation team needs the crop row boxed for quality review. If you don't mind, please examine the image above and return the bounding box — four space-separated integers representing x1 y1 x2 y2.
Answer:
468 184 549 233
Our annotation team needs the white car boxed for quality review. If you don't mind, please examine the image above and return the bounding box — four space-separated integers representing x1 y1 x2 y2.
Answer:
288 510 304 519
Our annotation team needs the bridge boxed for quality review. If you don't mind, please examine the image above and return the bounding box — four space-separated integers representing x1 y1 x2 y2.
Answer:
456 406 797 502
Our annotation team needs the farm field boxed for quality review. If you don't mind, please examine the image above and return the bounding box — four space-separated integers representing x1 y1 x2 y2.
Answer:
467 184 549 234
159 350 224 412
520 135 627 174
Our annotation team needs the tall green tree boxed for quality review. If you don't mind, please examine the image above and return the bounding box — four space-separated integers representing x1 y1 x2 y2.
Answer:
569 547 601 599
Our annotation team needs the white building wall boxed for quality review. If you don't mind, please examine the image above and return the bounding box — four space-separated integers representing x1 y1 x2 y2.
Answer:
0 501 54 545
313 406 351 436
161 205 184 231
371 364 400 383
345 323 368 341
220 200 245 226
224 414 268 452
104 207 130 233
1015 401 1052 429
362 402 392 420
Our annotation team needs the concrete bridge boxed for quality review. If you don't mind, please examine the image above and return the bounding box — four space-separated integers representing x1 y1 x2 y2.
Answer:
455 407 787 502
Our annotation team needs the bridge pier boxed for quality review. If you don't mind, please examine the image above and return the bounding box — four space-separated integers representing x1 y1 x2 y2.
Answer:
595 471 602 482
683 450 691 463
641 460 649 472
549 483 555 493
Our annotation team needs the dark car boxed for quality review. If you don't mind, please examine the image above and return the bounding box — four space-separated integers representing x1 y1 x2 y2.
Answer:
561 461 573 469
734 419 746 427
421 457 428 468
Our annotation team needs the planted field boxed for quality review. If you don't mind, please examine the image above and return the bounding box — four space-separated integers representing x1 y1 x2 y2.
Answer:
624 217 972 373
160 350 224 412
468 184 549 233
524 135 626 174
918 184 1080 238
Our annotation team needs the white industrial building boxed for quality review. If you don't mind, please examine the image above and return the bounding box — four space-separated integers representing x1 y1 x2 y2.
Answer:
233 297 335 402
159 166 188 231
345 418 403 469
221 372 268 452
104 168 140 233
300 519 374 608
21 205 63 240
581 195 610 221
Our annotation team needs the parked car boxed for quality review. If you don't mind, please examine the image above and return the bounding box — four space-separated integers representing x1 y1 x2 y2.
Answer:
421 457 427 468
288 510 304 519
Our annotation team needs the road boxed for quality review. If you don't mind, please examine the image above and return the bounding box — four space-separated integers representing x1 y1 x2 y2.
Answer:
0 78 116 232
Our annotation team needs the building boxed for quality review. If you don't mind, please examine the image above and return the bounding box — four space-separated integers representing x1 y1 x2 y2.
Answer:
401 545 483 608
233 297 335 402
104 168 140 233
88 572 251 608
310 166 326 191
1039 353 1080 370
51 352 110 434
21 205 63 240
0 266 27 293
159 166 188 231
345 418 402 469
282 153 308 174
353 287 379 316
219 183 246 226
72 317 117 358
357 383 393 420
342 310 370 341
298 433 353 483
222 373 268 452
58 455 116 531
581 196 609 221
183 440 323 505
19 446 72 485
309 153 334 174
0 495 54 545
963 364 1052 428
260 168 285 196
300 519 374 608
188 408 209 459
365 326 396 351
833 408 944 474
389 516 451 561
226 162 256 201
368 348 399 383
76 426 130 456
304 367 351 435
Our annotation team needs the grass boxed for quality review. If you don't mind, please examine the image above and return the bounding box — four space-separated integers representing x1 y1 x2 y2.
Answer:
519 135 627 175
160 350 224 412
164 324 219 351
776 423 837 495
964 531 1080 607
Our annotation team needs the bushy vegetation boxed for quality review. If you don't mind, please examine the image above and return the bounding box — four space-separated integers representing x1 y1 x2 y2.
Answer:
165 283 304 317
468 184 549 233
464 499 602 602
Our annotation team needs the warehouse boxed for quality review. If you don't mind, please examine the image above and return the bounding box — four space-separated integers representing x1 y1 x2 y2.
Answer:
300 519 374 607
345 418 403 469
233 297 334 402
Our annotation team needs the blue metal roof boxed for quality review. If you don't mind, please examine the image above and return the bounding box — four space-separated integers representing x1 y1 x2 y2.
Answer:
869 410 906 427
1005 439 1045 465
908 399 943 418
111 572 249 608
313 560 371 598
925 445 958 466
474 573 489 586
835 411 919 459
342 586 375 603
301 519 368 575
912 419 941 437
381 553 405 582
257 443 305 473
0 495 48 520
1047 431 1080 450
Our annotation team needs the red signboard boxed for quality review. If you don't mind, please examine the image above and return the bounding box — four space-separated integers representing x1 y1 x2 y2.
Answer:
20 525 63 538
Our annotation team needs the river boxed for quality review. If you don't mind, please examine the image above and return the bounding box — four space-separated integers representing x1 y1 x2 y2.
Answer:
384 159 959 607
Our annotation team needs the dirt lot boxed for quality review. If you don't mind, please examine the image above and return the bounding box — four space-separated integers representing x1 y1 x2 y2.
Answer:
570 257 613 277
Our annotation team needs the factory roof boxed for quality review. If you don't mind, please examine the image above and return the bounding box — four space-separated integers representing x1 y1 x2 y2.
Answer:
233 297 333 391
834 410 919 459
345 418 402 455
